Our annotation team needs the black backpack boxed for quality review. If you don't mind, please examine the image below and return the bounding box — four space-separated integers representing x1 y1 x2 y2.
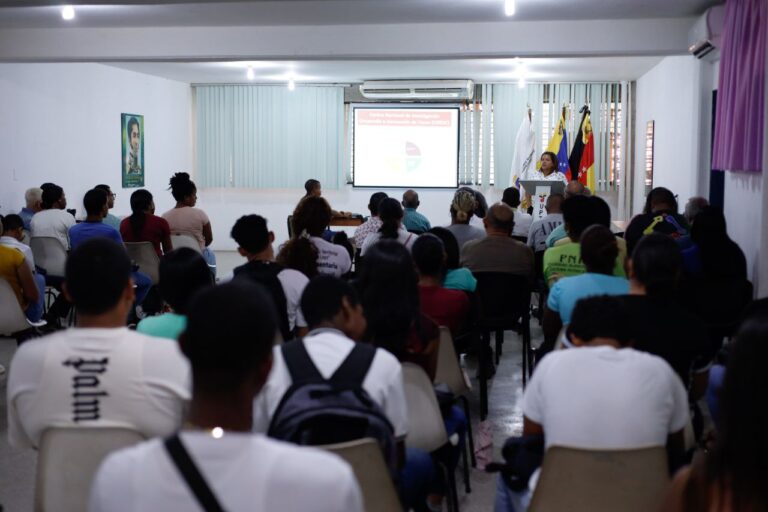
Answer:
267 339 397 473
232 260 291 341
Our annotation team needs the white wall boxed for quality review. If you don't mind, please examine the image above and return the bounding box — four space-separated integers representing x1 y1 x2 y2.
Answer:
0 63 191 221
633 56 716 215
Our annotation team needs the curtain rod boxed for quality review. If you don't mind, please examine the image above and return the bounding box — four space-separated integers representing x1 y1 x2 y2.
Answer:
191 82 352 87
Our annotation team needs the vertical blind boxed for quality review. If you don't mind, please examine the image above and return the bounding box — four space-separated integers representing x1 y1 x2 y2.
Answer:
195 85 345 189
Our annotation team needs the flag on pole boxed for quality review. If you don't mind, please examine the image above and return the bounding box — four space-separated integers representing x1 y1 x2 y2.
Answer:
509 111 535 187
569 107 589 178
539 112 571 180
578 114 595 190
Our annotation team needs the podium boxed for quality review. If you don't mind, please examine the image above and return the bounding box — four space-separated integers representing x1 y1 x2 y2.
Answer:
519 181 566 221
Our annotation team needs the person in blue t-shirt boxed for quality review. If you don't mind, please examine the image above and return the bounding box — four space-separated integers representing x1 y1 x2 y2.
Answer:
402 190 432 235
69 188 152 308
543 225 629 348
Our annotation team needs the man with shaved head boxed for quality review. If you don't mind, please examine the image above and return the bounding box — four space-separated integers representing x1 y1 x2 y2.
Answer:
460 202 534 280
402 189 431 234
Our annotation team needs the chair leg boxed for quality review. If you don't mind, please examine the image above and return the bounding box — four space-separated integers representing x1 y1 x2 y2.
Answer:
479 332 489 420
522 315 531 388
494 330 503 365
461 435 471 494
458 396 476 468
440 462 460 512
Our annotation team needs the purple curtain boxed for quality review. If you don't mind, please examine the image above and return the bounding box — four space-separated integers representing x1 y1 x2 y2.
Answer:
712 0 767 172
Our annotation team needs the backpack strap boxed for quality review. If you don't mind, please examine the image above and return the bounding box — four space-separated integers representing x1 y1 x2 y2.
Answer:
164 435 226 512
281 339 324 385
330 343 377 386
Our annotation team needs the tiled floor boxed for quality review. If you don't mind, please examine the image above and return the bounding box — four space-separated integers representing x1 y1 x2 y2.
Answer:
0 323 536 511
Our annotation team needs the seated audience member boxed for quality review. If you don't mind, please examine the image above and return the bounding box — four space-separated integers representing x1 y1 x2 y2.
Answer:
120 189 172 257
683 196 709 226
285 196 350 277
231 214 309 339
30 183 75 250
427 227 477 292
544 181 589 248
360 198 418 256
413 234 470 338
495 295 688 511
357 241 440 377
163 172 216 275
94 184 121 230
461 202 534 280
69 189 124 249
19 187 43 232
660 312 768 512
501 187 533 238
542 195 625 286
623 234 714 398
446 189 486 249
402 189 432 234
458 186 489 221
0 214 45 322
682 206 746 281
543 225 629 349
352 191 387 247
69 189 152 308
0 218 42 324
136 248 212 340
252 275 408 437
527 193 564 253
90 281 362 512
625 187 689 255
6 239 190 449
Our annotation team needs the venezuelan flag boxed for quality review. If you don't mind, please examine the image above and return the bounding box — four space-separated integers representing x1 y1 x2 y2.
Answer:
539 114 571 180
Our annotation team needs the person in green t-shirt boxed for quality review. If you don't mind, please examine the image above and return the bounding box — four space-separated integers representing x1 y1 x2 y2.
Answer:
137 248 213 340
543 195 627 287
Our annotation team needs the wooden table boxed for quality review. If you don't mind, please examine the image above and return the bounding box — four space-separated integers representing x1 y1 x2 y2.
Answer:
330 216 364 227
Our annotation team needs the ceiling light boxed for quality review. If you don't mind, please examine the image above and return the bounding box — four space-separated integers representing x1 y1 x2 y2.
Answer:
287 79 296 91
518 78 526 89
246 67 255 80
61 5 75 20
504 0 515 16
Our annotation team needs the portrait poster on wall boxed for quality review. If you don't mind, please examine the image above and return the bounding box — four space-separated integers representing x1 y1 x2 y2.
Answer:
121 113 144 188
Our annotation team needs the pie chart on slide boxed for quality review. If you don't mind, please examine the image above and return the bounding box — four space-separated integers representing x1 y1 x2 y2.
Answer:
405 141 422 172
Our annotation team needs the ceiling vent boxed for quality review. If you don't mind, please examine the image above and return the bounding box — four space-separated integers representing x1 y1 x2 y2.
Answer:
359 80 474 101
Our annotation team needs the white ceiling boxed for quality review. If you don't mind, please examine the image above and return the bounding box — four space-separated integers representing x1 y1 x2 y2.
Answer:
0 0 722 28
106 57 663 84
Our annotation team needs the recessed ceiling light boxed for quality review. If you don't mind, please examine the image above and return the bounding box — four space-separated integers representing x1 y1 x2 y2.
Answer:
246 67 255 80
518 78 526 89
61 5 75 20
287 79 296 91
505 0 515 16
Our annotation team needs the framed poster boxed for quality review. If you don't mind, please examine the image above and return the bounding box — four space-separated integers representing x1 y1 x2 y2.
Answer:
121 113 144 188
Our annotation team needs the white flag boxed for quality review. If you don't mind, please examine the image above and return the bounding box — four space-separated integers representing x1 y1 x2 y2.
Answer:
509 112 536 187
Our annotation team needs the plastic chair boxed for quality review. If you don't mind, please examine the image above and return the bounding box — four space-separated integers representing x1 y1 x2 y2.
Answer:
528 446 670 512
402 362 459 512
169 233 202 253
435 326 476 476
0 278 31 336
320 438 401 512
30 236 68 277
124 242 160 284
35 427 145 512
472 272 533 419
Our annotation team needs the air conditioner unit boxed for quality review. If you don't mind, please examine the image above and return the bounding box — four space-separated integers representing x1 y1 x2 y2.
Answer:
688 5 725 60
359 80 475 100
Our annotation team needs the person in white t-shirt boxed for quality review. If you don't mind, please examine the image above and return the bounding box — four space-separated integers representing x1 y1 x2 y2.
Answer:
30 183 75 250
494 295 689 512
284 196 351 277
360 197 418 256
90 281 362 512
230 214 309 339
501 187 533 238
7 238 190 449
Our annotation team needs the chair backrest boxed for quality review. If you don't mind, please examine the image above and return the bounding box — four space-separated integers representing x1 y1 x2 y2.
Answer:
30 236 68 277
169 233 202 253
320 438 401 512
0 278 30 335
35 427 145 512
528 446 670 512
435 326 471 396
473 271 532 324
402 362 448 453
124 242 161 284
287 215 294 239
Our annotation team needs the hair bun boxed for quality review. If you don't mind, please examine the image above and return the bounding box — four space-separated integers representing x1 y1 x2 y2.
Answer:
170 172 191 184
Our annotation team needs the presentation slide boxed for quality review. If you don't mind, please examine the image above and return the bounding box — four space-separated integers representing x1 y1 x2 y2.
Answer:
353 106 460 188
